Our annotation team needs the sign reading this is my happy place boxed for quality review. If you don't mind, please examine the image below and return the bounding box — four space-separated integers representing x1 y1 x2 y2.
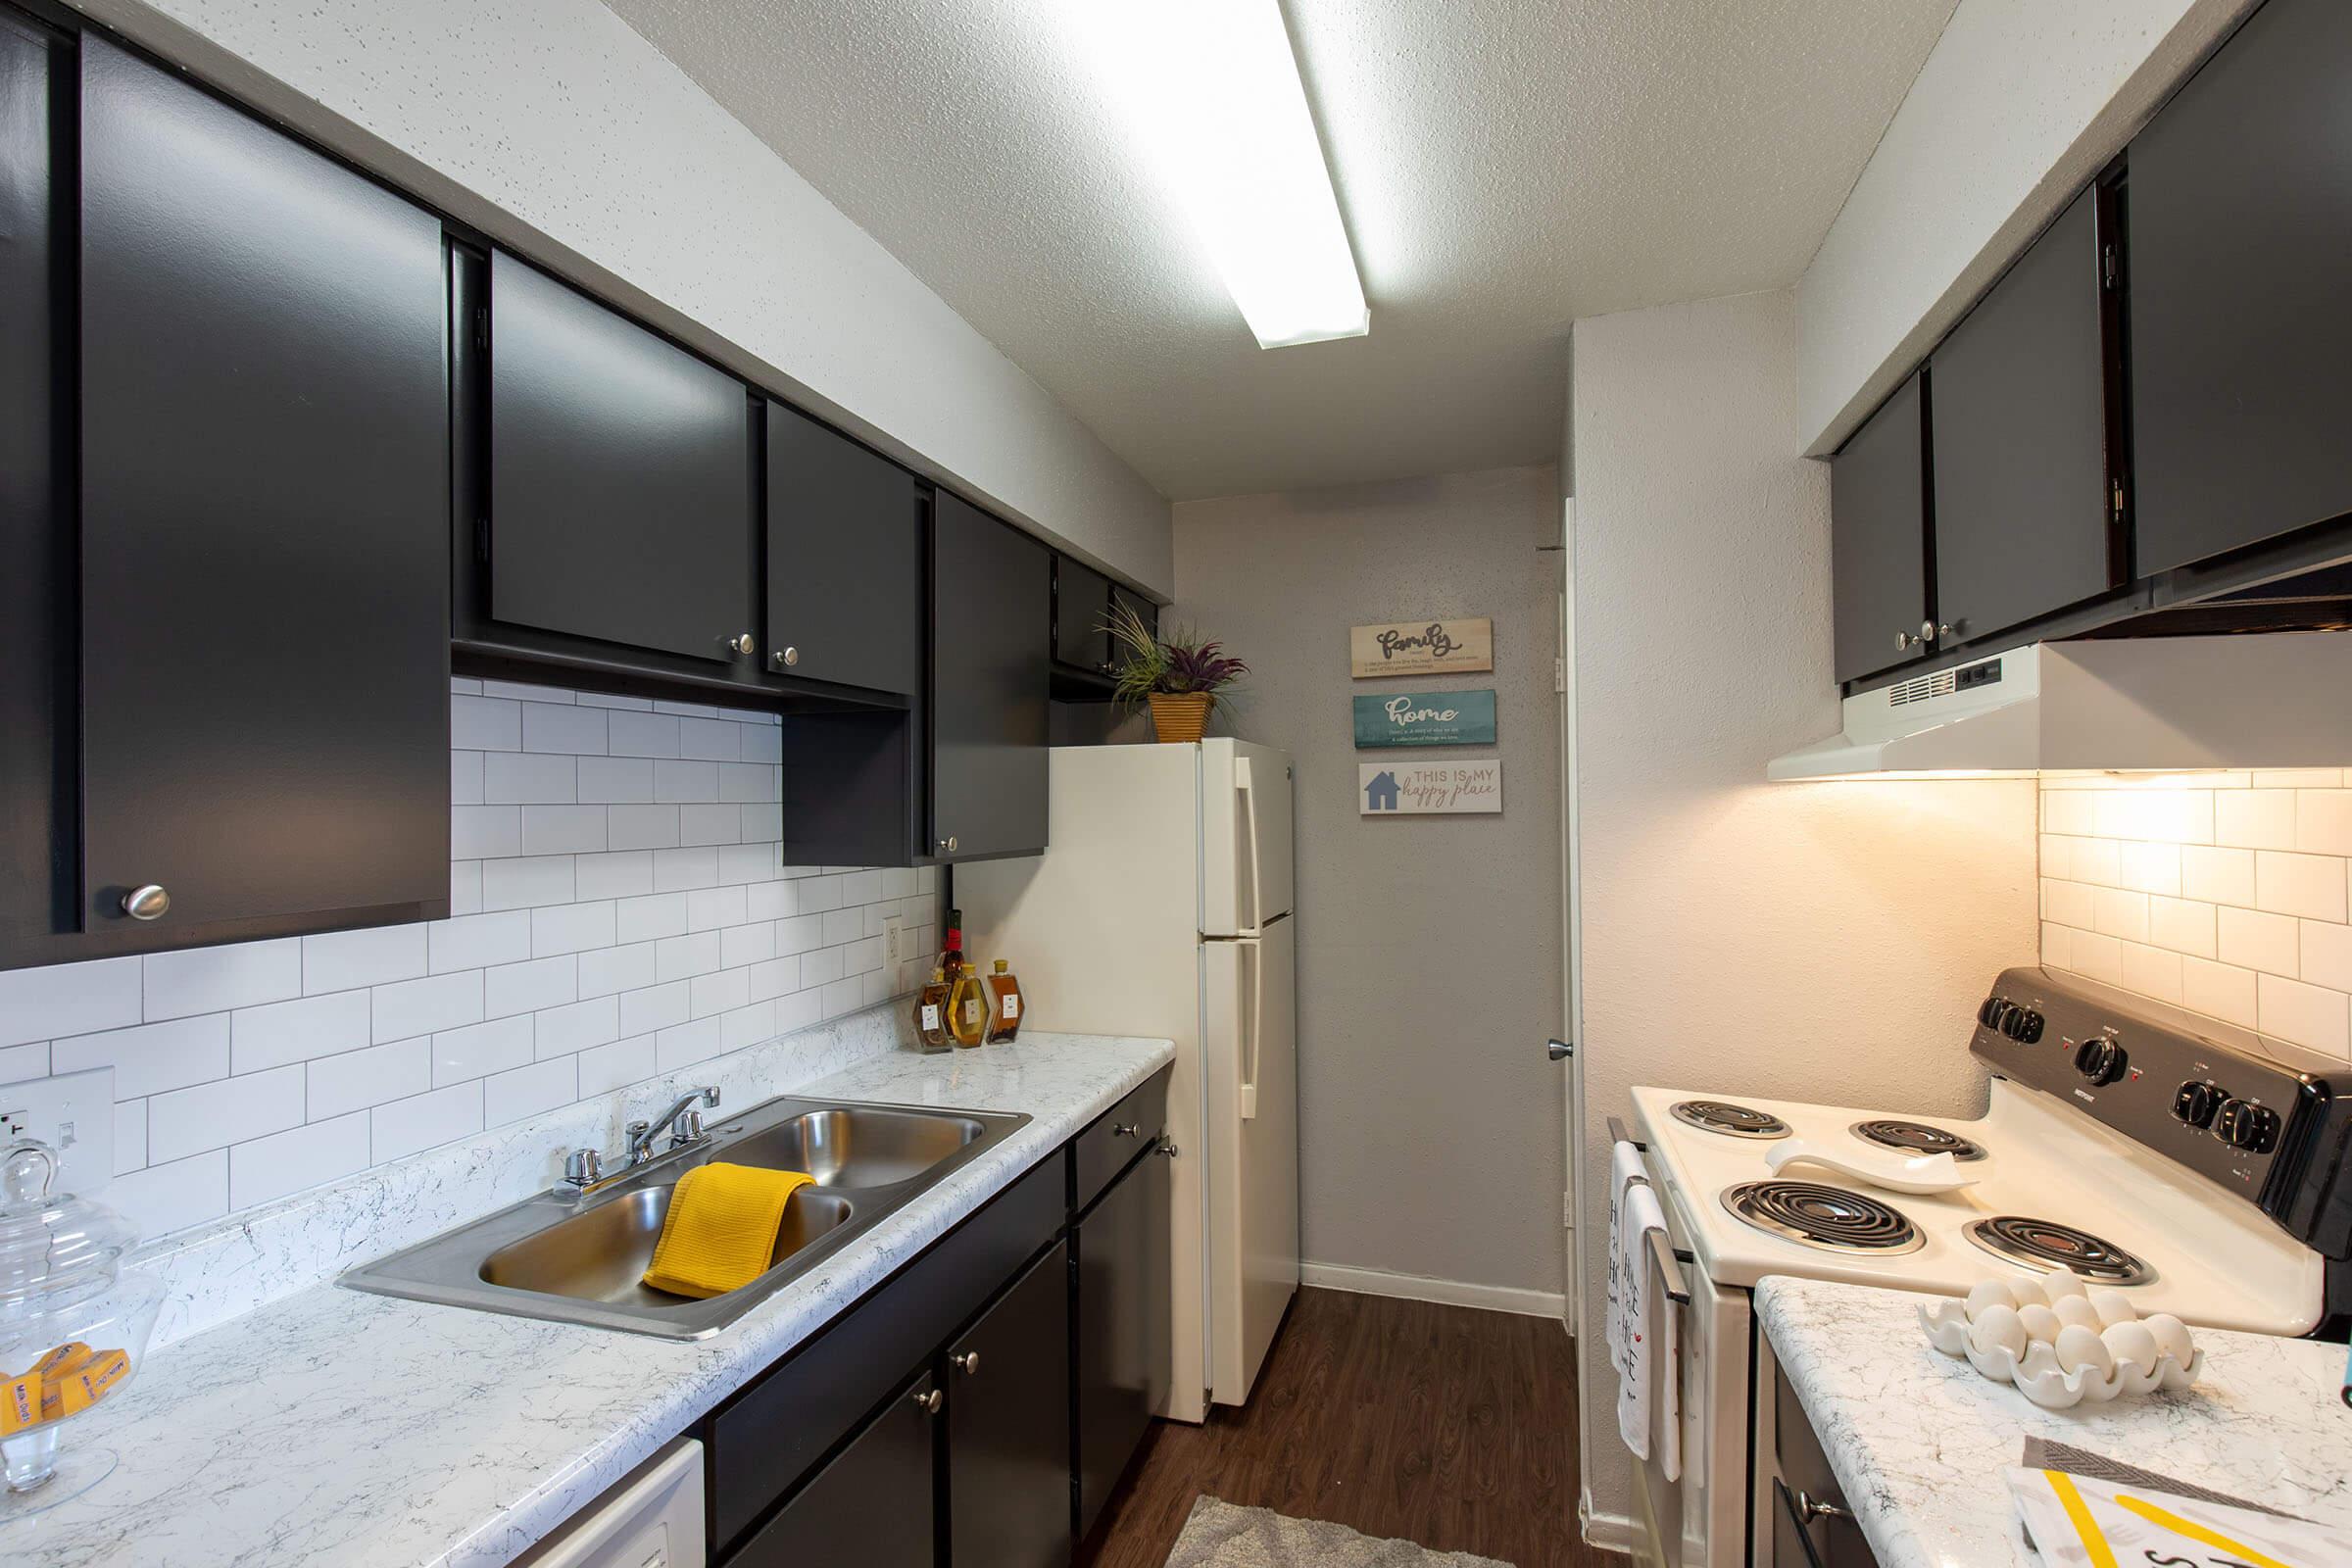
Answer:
1359 760 1503 815
1352 689 1496 748
1349 617 1493 678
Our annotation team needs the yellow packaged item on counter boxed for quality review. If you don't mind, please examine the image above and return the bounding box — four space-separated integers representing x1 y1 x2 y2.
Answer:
1 1373 38 1434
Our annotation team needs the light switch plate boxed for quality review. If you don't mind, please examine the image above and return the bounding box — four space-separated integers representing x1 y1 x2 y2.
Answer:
0 1067 115 1194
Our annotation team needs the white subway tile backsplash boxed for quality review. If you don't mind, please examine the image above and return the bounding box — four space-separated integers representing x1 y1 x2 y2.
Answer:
148 1064 305 1163
484 955 577 1020
2 678 931 1246
2046 773 2352 1053
310 1038 431 1118
0 950 144 1048
145 937 303 1021
54 1014 228 1098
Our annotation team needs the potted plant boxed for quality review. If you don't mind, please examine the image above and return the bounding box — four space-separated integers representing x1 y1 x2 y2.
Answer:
1105 601 1248 744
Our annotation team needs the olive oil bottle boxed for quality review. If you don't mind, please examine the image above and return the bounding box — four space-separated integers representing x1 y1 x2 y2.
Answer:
984 959 1024 1043
912 967 953 1053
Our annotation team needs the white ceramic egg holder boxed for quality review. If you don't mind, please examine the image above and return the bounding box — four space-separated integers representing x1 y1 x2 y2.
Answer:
1917 1270 2204 1411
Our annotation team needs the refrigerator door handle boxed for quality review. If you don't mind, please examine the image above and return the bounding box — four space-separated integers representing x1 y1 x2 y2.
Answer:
1235 757 1263 938
1240 938 1261 1121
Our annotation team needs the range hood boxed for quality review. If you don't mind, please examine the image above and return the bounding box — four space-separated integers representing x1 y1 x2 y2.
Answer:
1768 632 2352 780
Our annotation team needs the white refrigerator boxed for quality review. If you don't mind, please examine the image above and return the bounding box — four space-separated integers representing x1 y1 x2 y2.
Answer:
959 738 1298 1422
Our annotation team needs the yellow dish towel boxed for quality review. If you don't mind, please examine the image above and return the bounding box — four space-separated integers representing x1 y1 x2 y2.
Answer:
643 1162 814 1299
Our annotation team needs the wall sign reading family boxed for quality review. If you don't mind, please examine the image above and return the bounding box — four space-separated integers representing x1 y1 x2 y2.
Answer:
1349 616 1493 678
1359 760 1503 815
1352 689 1496 748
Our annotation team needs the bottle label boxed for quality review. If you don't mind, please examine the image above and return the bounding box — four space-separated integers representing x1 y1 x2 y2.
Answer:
920 1004 940 1031
962 999 982 1025
1003 995 1019 1019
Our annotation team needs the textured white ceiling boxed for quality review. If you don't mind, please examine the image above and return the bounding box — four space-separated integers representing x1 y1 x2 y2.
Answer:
603 0 1956 500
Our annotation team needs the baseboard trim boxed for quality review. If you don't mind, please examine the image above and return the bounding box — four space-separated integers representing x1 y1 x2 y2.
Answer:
1299 1261 1568 1320
1579 1498 1636 1555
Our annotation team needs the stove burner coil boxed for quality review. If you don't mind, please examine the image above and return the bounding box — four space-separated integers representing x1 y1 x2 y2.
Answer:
1670 1101 1790 1140
1849 1119 1988 1162
1964 1216 2154 1285
1720 1181 1924 1254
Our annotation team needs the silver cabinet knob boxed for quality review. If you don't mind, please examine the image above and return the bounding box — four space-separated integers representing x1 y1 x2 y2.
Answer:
911 1387 944 1414
1547 1039 1574 1061
773 646 800 667
1895 617 1938 651
1112 1122 1140 1138
121 884 170 921
951 1350 980 1375
723 632 756 655
1895 628 1915 651
563 1148 603 1189
935 835 958 854
1795 1490 1853 1526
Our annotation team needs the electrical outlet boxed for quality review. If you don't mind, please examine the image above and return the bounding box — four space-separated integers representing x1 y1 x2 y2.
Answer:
882 913 906 966
1 1068 116 1194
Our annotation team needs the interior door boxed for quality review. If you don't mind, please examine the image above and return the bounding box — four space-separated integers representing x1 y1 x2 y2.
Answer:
1204 917 1298 1405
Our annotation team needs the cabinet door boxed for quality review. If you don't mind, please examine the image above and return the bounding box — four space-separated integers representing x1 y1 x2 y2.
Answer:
2131 0 2352 574
1931 189 2121 645
946 1241 1072 1568
1109 585 1157 658
932 492 1049 858
1053 556 1113 674
732 1369 939 1568
1074 1142 1171 1539
1829 372 1932 684
488 249 754 662
767 404 923 694
77 37 448 937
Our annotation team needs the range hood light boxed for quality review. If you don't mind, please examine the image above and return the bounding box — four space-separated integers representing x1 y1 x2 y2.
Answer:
1074 0 1368 349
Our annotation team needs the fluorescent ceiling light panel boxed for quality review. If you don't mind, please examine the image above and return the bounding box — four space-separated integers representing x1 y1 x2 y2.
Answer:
1077 0 1368 349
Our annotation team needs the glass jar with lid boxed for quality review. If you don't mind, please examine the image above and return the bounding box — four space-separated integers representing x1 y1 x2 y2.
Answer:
0 1138 163 1516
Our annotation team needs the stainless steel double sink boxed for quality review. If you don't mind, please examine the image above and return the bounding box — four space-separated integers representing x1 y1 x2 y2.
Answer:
342 1094 1030 1339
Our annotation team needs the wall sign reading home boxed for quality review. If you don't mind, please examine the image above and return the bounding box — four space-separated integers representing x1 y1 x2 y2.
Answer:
1348 617 1494 678
1359 760 1503 815
1351 689 1496 748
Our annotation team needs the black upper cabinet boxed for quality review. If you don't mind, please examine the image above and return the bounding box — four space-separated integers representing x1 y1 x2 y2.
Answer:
946 1242 1073 1568
932 492 1049 859
73 37 448 944
1930 188 2123 645
1829 372 1933 685
767 405 923 696
487 250 755 664
1053 556 1114 675
2131 0 2352 574
1110 584 1157 652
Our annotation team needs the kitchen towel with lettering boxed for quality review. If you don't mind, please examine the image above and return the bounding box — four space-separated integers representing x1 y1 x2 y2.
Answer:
1610 1168 1680 1479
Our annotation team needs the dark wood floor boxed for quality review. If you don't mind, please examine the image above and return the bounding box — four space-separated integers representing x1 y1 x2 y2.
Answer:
1083 1287 1608 1568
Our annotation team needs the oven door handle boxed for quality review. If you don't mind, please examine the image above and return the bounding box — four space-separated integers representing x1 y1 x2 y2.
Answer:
1645 1225 1690 1305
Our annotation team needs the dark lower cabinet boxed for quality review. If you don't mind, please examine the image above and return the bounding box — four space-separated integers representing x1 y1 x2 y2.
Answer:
733 1370 940 1568
1930 187 2124 646
2130 0 2352 575
767 404 924 695
487 248 757 665
946 1243 1074 1568
66 34 449 952
1074 1139 1172 1539
1769 1351 1880 1567
932 491 1050 860
1829 372 1934 685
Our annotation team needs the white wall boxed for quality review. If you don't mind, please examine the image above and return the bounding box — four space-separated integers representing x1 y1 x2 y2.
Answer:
0 677 936 1245
1172 466 1566 1304
77 0 1172 593
1796 0 2255 454
1568 290 2037 1533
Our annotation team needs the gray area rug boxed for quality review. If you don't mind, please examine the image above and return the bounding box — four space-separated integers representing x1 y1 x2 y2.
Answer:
1164 1495 1515 1568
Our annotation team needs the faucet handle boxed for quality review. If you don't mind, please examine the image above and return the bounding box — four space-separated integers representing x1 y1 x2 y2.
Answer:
563 1148 603 1190
670 1108 706 1149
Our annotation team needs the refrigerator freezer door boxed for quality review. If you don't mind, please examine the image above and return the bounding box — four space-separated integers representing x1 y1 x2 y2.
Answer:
1203 917 1298 1405
1201 740 1295 936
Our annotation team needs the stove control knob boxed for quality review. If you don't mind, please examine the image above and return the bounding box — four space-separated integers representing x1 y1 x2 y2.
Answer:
2172 1080 2224 1129
1978 996 2004 1029
2017 1009 2044 1044
2073 1035 2128 1086
2213 1098 2279 1153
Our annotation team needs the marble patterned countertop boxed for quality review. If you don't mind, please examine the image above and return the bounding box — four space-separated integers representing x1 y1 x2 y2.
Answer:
2 1032 1173 1568
1756 1275 2352 1567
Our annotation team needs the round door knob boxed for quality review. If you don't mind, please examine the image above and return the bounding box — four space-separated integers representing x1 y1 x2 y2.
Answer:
122 884 170 921
911 1387 944 1414
773 646 800 667
724 632 756 655
951 1350 980 1376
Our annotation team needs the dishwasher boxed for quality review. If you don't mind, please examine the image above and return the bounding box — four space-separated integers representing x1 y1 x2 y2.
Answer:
521 1439 705 1568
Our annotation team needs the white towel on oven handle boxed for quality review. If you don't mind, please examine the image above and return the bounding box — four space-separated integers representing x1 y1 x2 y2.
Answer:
1613 1179 1681 1480
1603 1140 1643 1381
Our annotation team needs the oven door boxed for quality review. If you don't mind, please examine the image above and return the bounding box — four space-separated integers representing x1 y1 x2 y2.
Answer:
1632 1169 1752 1568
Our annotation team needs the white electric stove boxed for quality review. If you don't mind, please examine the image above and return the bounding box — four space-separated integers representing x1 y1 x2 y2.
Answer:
1613 964 2352 1568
